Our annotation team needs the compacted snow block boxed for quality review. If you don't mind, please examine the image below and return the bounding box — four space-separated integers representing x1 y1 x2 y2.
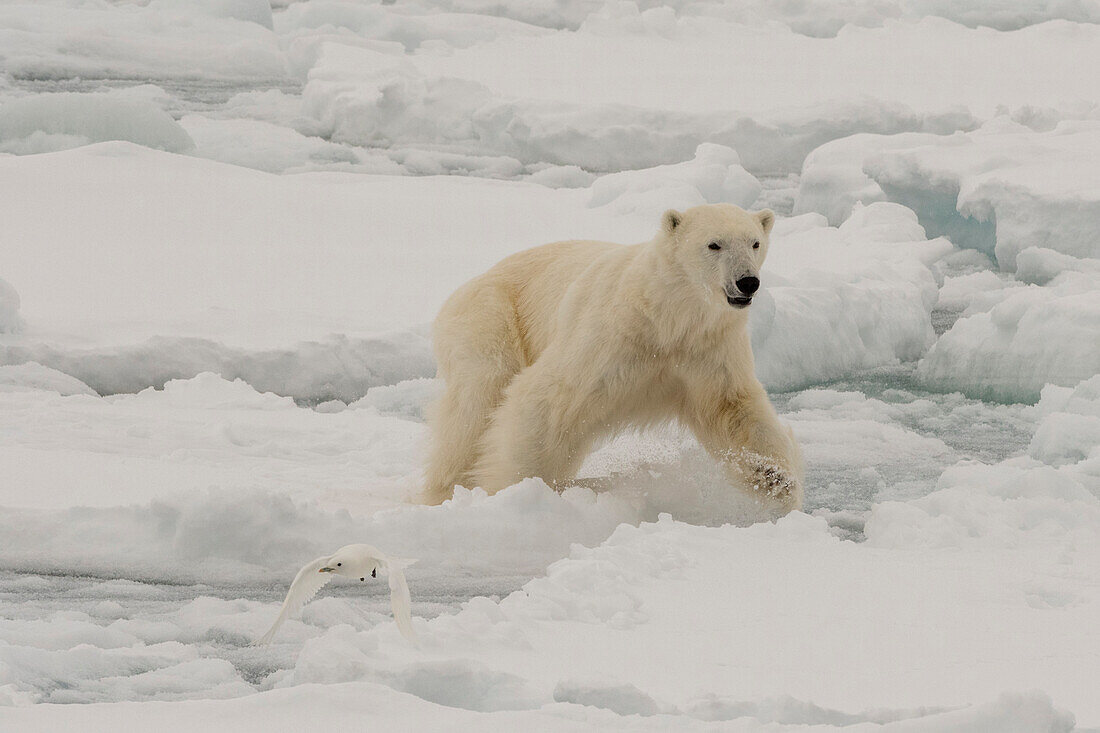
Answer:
917 270 1100 403
0 363 97 396
750 203 949 390
426 204 803 515
795 118 1100 270
0 93 195 155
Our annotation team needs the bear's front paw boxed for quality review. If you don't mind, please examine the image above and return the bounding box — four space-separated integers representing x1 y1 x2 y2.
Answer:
753 463 798 499
729 448 800 503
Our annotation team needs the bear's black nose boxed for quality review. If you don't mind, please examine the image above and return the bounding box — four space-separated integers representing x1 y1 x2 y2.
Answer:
736 276 760 295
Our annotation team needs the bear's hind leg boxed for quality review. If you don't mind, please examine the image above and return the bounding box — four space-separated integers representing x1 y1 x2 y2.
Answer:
472 350 631 493
423 287 525 505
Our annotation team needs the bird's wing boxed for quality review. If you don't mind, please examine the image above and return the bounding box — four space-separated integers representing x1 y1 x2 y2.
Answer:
383 558 418 644
257 555 333 645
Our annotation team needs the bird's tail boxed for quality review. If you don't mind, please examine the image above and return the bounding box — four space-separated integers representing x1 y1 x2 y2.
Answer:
383 558 419 645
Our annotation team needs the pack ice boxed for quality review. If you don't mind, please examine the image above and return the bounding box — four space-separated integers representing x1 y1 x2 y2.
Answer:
796 118 1100 402
1 0 1099 730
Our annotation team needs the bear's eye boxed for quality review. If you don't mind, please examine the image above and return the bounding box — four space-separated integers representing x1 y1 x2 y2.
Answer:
708 242 722 251
336 562 341 566
752 241 760 250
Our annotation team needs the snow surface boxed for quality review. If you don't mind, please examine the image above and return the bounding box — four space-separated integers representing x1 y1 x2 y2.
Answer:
1 0 1099 730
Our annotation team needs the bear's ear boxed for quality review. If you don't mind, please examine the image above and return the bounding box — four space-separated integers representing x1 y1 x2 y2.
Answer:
756 209 775 235
662 209 683 234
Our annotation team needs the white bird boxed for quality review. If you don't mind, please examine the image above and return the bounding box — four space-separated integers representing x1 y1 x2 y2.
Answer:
258 543 417 645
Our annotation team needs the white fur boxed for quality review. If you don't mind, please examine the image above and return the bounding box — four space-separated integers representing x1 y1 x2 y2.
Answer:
424 204 803 515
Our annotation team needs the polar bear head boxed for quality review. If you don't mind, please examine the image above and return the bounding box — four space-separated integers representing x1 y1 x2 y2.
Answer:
660 204 775 310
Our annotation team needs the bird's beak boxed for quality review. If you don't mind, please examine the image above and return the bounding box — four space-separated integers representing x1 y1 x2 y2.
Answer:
318 567 334 573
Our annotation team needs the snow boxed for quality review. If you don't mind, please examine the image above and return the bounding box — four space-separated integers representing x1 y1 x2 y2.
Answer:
294 35 985 176
0 1 286 83
1016 246 1100 285
0 91 195 155
752 203 951 390
5 2 1099 180
0 142 632 348
917 270 1100 402
793 118 1100 401
2 0 1099 730
0 362 96 396
795 118 1100 270
0 365 1093 723
179 116 359 173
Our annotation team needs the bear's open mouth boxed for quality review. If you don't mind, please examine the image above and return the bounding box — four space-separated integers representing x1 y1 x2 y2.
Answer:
726 295 753 308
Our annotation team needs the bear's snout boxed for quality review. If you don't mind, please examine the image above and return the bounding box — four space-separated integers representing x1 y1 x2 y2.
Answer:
725 276 759 308
735 276 760 295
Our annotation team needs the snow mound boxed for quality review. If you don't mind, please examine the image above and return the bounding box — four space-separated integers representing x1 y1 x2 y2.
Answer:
588 143 760 214
795 119 1100 271
553 680 663 716
526 165 597 189
933 270 1022 316
180 116 358 173
917 271 1100 402
751 204 953 390
1030 375 1100 474
0 362 97 396
1016 246 1100 285
130 372 295 410
0 93 195 154
0 332 435 402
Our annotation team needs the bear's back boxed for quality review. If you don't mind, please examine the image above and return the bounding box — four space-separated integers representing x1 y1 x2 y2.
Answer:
489 239 626 361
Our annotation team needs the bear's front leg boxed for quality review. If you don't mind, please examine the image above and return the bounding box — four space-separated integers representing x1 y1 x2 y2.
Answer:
684 381 804 516
724 441 802 512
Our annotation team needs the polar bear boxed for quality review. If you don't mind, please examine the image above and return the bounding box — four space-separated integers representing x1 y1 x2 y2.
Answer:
424 204 803 515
